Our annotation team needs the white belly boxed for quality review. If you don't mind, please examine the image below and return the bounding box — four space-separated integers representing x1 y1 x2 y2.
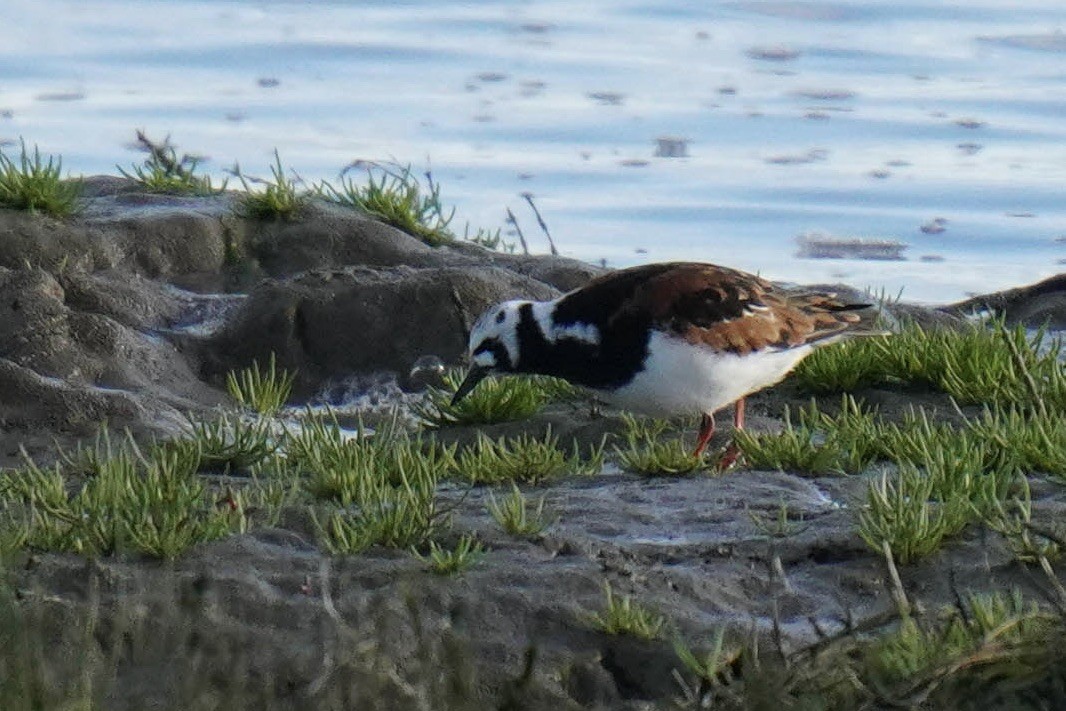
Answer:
599 331 813 417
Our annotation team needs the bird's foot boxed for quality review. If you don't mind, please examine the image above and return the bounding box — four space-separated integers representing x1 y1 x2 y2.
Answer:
714 442 742 472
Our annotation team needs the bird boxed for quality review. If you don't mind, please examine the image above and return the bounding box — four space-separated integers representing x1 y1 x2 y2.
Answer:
452 261 881 466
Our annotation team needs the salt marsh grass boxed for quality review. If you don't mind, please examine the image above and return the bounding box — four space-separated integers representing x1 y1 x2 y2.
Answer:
313 471 445 554
793 319 1066 410
0 441 244 559
615 415 713 475
226 353 296 416
415 370 552 427
588 583 666 640
487 484 550 537
318 162 455 246
237 150 310 220
0 140 81 216
672 586 1063 710
858 467 972 564
295 412 453 553
185 412 278 473
734 397 880 475
118 131 226 196
413 534 484 576
456 431 601 485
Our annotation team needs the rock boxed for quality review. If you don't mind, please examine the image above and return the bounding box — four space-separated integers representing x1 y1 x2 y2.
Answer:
442 242 606 291
241 201 438 277
58 268 180 330
0 261 224 465
3 177 1066 707
0 209 111 273
0 357 187 467
947 272 1066 328
201 265 559 396
784 281 969 330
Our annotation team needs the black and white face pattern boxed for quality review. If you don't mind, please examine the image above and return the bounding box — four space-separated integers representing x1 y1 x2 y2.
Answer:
465 299 527 373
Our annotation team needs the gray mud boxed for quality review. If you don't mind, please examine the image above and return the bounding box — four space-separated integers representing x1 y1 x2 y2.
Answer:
3 179 1066 709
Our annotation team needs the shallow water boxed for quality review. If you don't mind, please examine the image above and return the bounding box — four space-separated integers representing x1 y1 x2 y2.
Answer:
3 0 1065 302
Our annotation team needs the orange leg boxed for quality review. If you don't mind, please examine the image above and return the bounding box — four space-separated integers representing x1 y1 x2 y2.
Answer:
692 412 716 457
716 398 746 469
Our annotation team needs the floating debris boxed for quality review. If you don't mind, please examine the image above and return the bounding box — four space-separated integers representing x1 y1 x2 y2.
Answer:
654 136 689 158
519 80 546 97
921 217 949 234
257 77 280 88
477 71 509 82
958 142 983 155
746 46 801 61
868 169 891 179
955 117 986 129
587 91 625 106
794 89 855 101
919 254 946 262
36 91 85 102
619 158 649 168
978 33 1066 52
796 232 908 260
765 148 828 165
717 86 737 95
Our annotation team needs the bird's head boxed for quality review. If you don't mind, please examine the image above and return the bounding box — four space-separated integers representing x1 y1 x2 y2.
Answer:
452 300 527 404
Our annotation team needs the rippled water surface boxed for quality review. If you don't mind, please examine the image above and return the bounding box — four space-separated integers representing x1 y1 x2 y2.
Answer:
4 0 1066 302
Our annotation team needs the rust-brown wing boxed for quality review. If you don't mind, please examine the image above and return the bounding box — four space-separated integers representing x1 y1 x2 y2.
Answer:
616 263 866 355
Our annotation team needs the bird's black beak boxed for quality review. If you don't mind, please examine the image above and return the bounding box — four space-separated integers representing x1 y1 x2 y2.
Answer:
451 365 490 405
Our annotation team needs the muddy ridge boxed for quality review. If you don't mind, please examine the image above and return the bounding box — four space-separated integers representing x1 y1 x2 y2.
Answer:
2 178 1066 710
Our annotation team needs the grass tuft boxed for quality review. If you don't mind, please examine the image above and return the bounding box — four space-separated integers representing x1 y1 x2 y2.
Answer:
185 412 278 473
299 413 452 554
118 132 226 196
588 583 666 640
862 590 1055 702
236 149 310 220
0 441 244 559
747 501 808 538
313 467 445 554
793 319 1066 410
456 431 601 485
225 353 296 416
0 139 82 216
487 484 550 537
318 162 455 246
615 415 709 475
857 466 973 564
415 371 554 427
982 480 1062 563
413 534 484 576
673 628 741 695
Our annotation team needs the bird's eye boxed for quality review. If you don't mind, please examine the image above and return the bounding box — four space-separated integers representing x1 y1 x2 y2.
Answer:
495 310 506 324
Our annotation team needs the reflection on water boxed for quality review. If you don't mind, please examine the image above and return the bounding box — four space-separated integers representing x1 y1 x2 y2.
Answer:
2 0 1065 302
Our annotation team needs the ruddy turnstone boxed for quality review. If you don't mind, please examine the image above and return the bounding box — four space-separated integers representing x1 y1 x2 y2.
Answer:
453 261 879 465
